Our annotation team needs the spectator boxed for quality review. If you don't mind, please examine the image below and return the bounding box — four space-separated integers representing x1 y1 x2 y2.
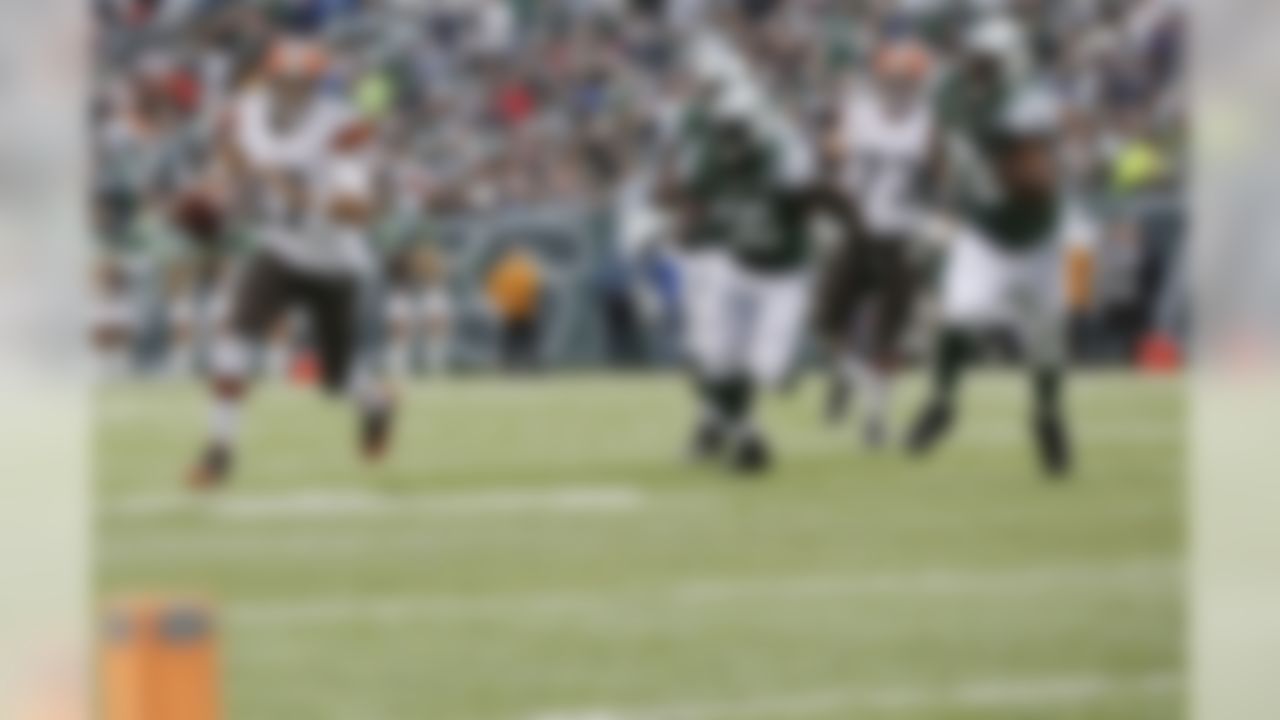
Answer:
596 253 646 368
485 247 545 371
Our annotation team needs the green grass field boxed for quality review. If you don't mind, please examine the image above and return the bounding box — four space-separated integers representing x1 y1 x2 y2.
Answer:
97 372 1183 720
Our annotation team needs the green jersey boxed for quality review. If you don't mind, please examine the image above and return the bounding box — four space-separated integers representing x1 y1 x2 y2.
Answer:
678 115 816 272
669 106 730 252
939 75 1064 251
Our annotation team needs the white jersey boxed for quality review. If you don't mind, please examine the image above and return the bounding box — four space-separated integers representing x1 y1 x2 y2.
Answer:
232 88 374 276
838 87 937 238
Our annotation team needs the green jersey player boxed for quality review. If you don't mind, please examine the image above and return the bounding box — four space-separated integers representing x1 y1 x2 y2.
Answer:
663 34 833 474
906 16 1096 477
682 111 816 274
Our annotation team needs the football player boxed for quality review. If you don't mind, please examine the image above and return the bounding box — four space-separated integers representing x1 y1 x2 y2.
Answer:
819 37 941 448
189 38 395 488
906 17 1096 477
656 33 745 464
663 34 835 474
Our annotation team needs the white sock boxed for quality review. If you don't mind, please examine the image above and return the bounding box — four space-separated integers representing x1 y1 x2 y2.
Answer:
207 335 251 449
845 355 889 428
209 396 241 448
348 367 391 415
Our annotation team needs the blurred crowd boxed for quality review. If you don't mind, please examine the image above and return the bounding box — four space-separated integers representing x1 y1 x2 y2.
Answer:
91 0 1187 377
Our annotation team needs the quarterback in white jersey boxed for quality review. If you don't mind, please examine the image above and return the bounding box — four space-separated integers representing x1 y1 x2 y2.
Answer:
189 38 394 488
230 73 374 277
818 37 940 447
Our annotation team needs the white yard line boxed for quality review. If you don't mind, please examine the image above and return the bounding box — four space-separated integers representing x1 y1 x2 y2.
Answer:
224 558 1177 627
526 671 1179 720
101 532 443 560
103 485 647 520
965 424 1181 445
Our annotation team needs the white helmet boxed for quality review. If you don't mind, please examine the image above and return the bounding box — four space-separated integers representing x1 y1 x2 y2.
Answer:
964 14 1031 83
689 31 751 96
687 31 767 126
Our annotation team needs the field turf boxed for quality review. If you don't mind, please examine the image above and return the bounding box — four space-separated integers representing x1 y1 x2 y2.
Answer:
97 372 1183 720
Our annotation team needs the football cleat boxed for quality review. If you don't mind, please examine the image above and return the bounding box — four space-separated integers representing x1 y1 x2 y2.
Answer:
730 432 772 477
360 399 397 463
188 444 232 491
1034 413 1073 478
906 401 954 457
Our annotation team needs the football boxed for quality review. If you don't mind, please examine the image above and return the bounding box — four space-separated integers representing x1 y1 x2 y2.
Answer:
170 189 224 246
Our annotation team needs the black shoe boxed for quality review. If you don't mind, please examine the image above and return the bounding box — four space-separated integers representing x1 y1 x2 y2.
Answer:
688 421 727 463
188 443 232 491
906 401 953 457
1034 413 1072 478
825 377 853 425
730 433 772 476
361 398 397 464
